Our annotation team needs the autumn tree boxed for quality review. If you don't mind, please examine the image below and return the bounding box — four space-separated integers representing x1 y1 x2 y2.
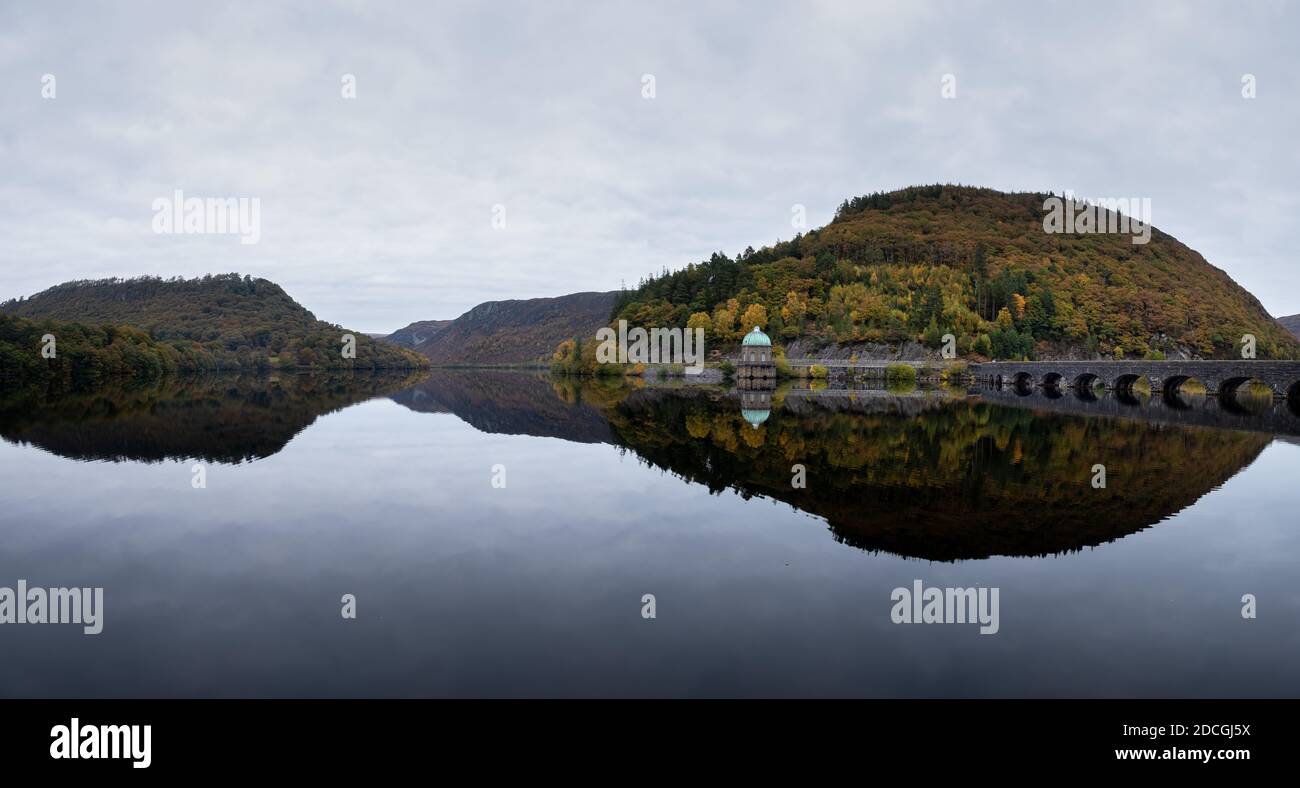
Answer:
686 312 712 332
740 303 768 332
995 307 1013 330
1011 293 1027 320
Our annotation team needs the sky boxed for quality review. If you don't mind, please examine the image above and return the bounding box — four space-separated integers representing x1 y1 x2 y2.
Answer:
1 0 1297 332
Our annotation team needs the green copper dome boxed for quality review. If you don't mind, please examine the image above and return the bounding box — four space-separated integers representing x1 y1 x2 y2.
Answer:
741 326 771 347
740 408 770 428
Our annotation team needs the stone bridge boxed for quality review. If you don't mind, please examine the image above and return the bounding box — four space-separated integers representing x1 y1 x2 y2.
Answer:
971 360 1300 401
783 358 925 369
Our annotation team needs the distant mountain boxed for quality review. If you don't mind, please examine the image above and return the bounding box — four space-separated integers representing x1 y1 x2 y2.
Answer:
382 319 453 350
388 291 617 365
612 185 1300 360
1 274 426 383
1279 314 1300 340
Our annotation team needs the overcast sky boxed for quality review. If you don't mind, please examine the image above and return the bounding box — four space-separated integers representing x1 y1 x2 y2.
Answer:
1 0 1297 332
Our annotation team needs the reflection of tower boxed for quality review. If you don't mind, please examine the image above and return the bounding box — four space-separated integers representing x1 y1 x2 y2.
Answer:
737 326 775 387
739 388 773 429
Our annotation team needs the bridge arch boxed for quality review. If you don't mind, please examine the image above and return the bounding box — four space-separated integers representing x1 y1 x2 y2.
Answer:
1072 372 1104 391
1218 376 1279 398
1114 374 1145 406
1219 376 1253 396
1071 373 1102 401
1161 375 1191 397
1010 372 1035 395
1217 376 1276 415
1114 373 1143 391
1287 381 1300 418
1160 375 1206 408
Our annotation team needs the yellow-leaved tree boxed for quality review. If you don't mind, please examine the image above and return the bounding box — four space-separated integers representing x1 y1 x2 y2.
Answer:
996 307 1014 330
1011 293 1027 319
686 312 712 332
741 303 768 332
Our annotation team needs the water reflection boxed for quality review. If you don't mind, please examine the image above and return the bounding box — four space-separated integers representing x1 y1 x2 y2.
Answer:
0 370 1281 562
392 371 1276 560
0 371 425 464
591 384 1268 560
980 377 1300 436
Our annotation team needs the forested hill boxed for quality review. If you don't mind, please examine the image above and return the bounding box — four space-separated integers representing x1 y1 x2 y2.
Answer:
383 319 453 350
612 185 1299 360
0 274 426 381
387 291 617 365
1279 314 1300 340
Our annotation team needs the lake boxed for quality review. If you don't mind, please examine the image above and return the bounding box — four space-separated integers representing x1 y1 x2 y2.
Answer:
1 370 1297 697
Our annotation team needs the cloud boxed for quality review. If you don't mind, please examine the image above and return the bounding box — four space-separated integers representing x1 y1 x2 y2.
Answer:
1 0 1297 330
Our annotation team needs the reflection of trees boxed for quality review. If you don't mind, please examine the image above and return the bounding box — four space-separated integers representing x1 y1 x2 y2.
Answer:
388 374 1270 560
0 371 425 464
40 363 1259 562
389 370 623 444
598 388 1270 561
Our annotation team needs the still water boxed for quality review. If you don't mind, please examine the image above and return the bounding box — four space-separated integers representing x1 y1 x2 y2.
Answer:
1 371 1297 697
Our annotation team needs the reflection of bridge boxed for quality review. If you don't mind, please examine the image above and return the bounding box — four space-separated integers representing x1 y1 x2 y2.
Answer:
975 380 1300 437
739 379 1300 436
972 360 1300 401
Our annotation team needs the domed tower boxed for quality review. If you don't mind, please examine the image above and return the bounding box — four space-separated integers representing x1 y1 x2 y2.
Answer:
737 326 775 385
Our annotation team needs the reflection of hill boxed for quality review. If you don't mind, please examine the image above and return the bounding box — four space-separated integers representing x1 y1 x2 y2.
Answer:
0 371 424 464
602 388 1269 561
391 374 1269 561
389 370 618 444
14 366 1266 560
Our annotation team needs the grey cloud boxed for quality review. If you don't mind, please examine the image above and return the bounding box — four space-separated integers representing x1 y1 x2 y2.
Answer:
1 0 1296 330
